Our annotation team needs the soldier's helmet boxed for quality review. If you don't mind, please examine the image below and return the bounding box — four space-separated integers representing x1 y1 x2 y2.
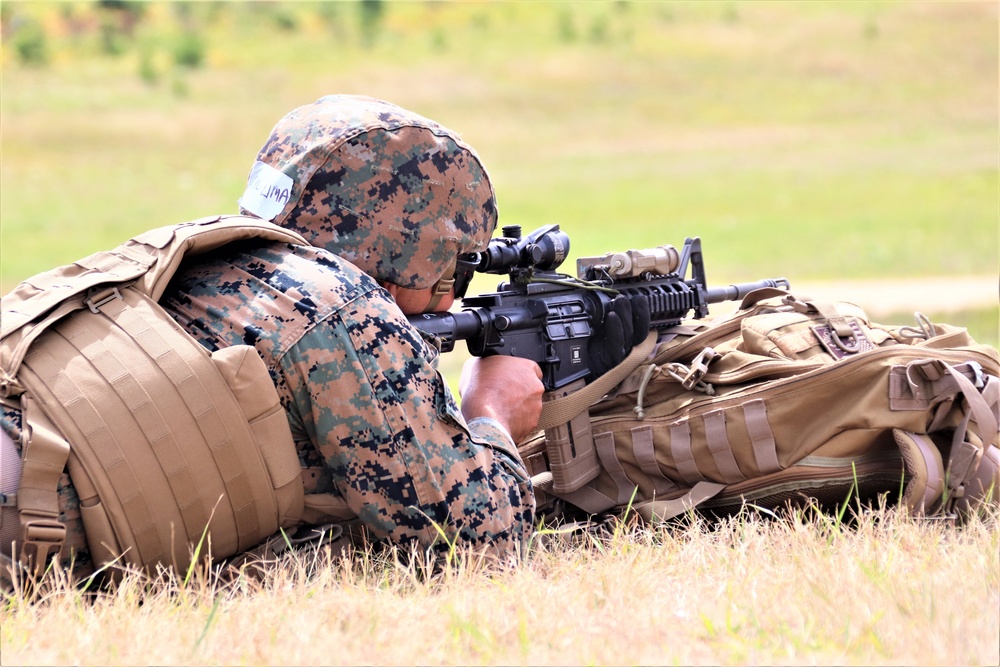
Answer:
238 94 498 289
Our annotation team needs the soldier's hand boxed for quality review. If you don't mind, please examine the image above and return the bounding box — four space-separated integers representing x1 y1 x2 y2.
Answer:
459 356 544 444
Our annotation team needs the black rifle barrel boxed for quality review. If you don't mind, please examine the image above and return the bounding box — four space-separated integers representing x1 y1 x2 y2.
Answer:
704 277 790 304
408 310 481 351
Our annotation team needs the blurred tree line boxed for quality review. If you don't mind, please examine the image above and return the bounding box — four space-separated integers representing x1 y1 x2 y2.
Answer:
1 0 642 77
1 1 394 80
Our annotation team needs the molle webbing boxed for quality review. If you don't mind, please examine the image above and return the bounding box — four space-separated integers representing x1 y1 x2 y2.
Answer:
2 216 308 575
630 426 678 497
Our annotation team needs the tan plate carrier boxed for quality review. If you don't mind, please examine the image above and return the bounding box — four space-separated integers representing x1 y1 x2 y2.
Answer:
1 216 314 577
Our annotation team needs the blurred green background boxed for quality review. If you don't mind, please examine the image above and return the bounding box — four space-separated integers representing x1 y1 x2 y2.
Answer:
1 1 997 345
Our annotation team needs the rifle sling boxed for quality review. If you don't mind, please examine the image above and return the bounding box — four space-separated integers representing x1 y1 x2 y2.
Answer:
537 331 657 431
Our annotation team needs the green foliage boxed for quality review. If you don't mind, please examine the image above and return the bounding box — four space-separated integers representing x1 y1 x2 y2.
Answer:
358 0 384 49
137 46 159 85
557 10 576 43
96 0 144 55
99 18 127 56
11 18 48 66
271 7 299 32
172 32 204 69
588 14 610 44
97 0 144 14
722 2 740 24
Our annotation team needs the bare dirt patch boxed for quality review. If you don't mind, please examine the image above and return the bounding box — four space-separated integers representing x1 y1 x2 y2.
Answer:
787 274 997 317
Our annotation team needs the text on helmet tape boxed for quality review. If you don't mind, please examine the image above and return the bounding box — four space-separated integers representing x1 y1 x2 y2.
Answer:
239 161 293 221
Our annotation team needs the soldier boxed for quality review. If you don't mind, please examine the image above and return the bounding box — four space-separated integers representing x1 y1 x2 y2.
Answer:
0 94 544 578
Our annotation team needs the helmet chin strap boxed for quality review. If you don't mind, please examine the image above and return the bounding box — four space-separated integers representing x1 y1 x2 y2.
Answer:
423 275 455 313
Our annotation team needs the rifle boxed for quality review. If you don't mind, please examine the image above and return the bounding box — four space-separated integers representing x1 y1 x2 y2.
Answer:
408 224 789 393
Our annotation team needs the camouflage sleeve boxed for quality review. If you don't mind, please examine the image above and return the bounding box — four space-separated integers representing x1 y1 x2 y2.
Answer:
277 288 535 558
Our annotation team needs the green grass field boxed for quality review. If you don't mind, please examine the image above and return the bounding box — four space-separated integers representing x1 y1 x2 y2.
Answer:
1 2 998 665
2 1 996 340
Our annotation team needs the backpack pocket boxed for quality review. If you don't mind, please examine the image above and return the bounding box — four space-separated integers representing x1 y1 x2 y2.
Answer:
739 301 893 362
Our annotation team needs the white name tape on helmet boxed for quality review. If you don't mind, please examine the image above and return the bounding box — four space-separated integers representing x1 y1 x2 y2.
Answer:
239 161 294 221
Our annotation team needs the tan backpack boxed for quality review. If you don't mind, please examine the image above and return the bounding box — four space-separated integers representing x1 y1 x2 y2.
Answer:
0 215 311 577
522 289 1000 523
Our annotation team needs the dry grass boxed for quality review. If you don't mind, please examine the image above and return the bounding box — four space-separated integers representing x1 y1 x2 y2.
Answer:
2 504 997 666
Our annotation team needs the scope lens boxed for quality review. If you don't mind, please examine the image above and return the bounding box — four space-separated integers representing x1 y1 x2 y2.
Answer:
533 230 569 271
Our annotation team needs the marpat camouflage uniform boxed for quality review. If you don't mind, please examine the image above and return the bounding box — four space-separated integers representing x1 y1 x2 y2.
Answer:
160 241 534 556
1 94 536 573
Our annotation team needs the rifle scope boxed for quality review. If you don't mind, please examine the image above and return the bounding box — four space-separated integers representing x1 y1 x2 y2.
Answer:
475 224 570 274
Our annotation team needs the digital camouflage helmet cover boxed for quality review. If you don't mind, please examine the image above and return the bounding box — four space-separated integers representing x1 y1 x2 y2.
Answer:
239 94 498 290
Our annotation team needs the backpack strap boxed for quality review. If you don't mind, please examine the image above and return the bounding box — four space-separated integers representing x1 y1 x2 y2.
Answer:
941 366 998 514
532 468 725 521
889 358 999 517
13 394 70 576
630 482 728 522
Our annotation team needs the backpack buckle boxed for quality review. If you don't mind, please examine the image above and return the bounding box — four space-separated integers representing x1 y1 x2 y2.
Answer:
19 512 66 577
85 286 123 314
0 372 25 399
663 351 717 396
966 361 986 389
